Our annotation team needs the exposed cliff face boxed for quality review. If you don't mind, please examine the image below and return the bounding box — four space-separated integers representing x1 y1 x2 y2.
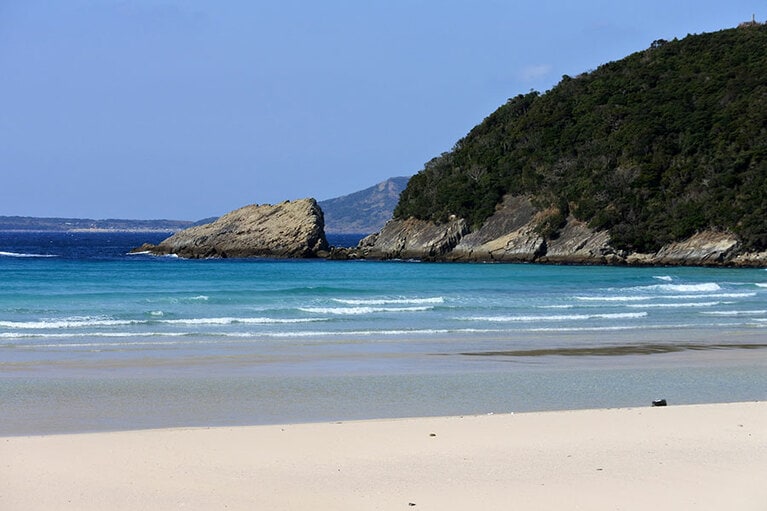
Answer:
356 195 767 266
358 217 469 260
134 199 329 259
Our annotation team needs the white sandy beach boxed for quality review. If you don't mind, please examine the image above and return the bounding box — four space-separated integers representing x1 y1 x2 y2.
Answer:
1 401 765 510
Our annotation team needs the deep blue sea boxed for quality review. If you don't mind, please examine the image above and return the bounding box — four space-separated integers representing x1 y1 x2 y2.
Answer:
2 231 766 434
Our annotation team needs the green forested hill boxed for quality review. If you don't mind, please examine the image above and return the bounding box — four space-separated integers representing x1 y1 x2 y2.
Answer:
394 25 767 252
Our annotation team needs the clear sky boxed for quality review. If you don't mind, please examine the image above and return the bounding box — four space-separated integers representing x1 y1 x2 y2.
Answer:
1 1 763 220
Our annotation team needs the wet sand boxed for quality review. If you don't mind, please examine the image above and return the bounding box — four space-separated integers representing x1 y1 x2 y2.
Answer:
1 401 765 510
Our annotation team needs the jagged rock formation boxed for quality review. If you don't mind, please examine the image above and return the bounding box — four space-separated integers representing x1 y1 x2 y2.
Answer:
133 199 329 259
357 217 469 260
354 195 767 266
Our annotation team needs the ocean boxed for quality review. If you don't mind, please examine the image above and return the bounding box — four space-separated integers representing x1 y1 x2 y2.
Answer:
1 231 766 434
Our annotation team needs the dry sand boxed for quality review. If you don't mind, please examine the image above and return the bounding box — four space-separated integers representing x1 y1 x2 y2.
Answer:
1 401 765 510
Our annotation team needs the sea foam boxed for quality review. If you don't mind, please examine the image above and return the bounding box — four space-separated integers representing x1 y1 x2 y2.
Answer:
0 251 57 258
332 297 444 306
461 312 647 322
299 306 433 315
636 282 722 292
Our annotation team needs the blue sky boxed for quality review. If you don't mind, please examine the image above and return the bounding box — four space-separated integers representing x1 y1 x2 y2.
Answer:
1 1 763 220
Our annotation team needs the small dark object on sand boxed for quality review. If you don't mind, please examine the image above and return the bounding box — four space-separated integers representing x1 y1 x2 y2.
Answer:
652 399 667 407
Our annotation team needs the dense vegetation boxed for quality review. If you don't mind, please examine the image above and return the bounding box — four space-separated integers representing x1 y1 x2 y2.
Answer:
394 25 767 252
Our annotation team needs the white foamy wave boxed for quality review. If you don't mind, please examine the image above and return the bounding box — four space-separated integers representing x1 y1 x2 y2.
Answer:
461 312 647 322
537 305 573 309
634 283 722 293
0 318 132 329
756 283 767 288
626 301 720 308
576 296 651 302
0 332 188 340
187 295 209 301
700 310 767 316
525 325 642 332
265 328 500 338
0 315 325 329
653 275 674 281
0 251 58 258
299 306 433 315
332 297 444 306
126 251 178 258
664 292 756 299
30 337 194 348
159 317 327 325
579 291 753 302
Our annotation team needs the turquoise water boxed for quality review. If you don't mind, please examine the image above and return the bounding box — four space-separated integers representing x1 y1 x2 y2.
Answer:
1 233 766 434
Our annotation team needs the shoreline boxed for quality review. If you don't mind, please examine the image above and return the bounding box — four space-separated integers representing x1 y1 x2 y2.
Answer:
3 340 766 437
2 401 765 510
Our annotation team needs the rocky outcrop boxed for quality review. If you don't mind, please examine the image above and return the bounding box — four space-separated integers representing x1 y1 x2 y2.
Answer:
627 231 740 266
538 218 621 264
133 199 329 259
355 194 767 266
358 217 469 260
448 196 543 261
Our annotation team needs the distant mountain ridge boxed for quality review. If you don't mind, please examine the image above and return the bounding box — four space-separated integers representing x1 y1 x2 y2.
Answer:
0 177 408 234
319 177 409 234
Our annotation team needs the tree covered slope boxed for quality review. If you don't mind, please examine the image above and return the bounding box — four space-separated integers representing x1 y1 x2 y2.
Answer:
394 25 767 252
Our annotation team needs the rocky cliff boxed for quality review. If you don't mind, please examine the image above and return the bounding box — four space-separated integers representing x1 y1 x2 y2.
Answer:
393 26 767 257
133 199 329 259
355 195 767 266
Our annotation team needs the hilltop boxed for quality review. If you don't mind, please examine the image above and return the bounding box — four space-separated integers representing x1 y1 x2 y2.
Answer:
319 177 409 234
387 24 767 261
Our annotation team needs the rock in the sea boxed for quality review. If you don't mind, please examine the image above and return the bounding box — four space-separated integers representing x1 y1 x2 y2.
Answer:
134 199 329 259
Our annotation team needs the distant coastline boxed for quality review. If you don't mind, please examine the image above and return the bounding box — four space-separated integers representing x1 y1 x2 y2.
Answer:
0 216 206 233
0 228 180 233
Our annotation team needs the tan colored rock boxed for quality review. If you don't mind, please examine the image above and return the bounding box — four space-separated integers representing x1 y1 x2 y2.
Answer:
650 231 740 265
136 199 328 259
731 251 767 267
356 194 766 267
359 217 469 260
450 196 540 261
540 218 615 264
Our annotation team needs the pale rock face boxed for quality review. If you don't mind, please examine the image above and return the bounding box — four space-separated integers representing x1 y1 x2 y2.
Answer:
134 193 767 266
358 217 469 260
650 231 740 265
357 194 767 267
136 199 328 259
